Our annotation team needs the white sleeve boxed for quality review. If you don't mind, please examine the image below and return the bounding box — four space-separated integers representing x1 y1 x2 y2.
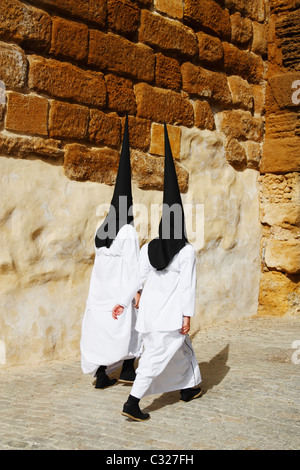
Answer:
123 225 140 279
137 243 152 285
178 245 196 318
117 240 150 308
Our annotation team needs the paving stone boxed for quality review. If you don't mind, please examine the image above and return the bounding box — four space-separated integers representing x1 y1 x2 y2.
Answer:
0 317 299 451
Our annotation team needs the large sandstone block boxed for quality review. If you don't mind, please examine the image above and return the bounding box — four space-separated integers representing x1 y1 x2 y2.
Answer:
196 32 224 65
139 9 198 58
64 144 119 184
281 35 300 72
0 42 27 89
245 141 261 170
225 0 266 21
253 84 265 115
276 9 300 70
265 111 298 140
275 5 300 37
258 271 299 316
89 110 121 147
105 74 136 115
261 200 300 228
265 239 300 274
28 55 106 108
223 42 264 84
181 62 232 106
267 43 284 79
49 100 89 141
155 53 181 91
270 0 297 13
268 73 300 109
107 0 140 38
261 137 300 173
184 0 231 39
6 92 48 136
262 111 300 174
0 0 51 49
230 12 253 45
88 30 155 83
121 115 151 150
228 75 254 111
224 138 247 170
217 110 264 142
193 100 215 131
0 133 63 159
134 82 194 126
149 123 181 160
265 81 280 114
154 0 183 19
131 149 189 192
26 0 106 27
252 21 268 56
49 16 88 62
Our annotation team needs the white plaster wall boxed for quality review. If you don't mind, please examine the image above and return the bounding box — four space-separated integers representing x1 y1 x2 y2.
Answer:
181 129 262 330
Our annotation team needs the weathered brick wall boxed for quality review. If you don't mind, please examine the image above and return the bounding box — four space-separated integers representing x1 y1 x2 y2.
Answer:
0 0 268 184
258 0 300 316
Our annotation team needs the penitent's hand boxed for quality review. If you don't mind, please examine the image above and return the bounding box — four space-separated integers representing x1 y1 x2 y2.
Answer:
134 292 141 309
180 316 190 335
112 304 124 320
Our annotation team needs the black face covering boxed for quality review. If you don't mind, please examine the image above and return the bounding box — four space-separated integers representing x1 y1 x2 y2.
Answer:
148 123 187 270
95 114 133 249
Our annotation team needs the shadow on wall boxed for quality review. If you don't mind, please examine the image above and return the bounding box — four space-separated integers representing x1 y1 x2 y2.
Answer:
140 344 230 413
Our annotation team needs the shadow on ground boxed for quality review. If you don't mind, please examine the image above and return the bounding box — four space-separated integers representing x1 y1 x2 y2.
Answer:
141 344 230 413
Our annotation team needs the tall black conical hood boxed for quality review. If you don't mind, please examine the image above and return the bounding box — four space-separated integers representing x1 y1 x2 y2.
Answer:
95 114 133 248
148 123 187 270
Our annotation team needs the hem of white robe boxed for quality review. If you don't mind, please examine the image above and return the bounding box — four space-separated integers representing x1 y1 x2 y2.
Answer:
81 350 141 377
80 302 142 376
130 331 201 399
81 335 143 376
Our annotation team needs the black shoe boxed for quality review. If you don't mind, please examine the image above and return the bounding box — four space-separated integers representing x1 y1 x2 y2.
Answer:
95 374 118 389
119 370 136 383
180 387 203 402
94 366 118 389
121 402 150 422
119 359 136 383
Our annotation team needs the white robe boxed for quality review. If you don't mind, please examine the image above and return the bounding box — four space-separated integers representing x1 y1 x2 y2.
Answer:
118 242 201 398
80 224 141 376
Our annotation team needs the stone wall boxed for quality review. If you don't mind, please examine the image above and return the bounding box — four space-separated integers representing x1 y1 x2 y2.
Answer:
258 0 300 316
0 0 296 367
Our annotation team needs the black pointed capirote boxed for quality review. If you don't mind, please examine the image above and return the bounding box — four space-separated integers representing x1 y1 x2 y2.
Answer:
95 113 134 248
148 122 187 270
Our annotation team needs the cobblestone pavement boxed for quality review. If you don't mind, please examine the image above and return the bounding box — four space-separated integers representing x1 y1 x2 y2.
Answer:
1 317 299 451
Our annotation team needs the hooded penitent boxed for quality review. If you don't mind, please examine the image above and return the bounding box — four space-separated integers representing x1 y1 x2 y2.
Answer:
148 123 187 270
95 113 133 248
